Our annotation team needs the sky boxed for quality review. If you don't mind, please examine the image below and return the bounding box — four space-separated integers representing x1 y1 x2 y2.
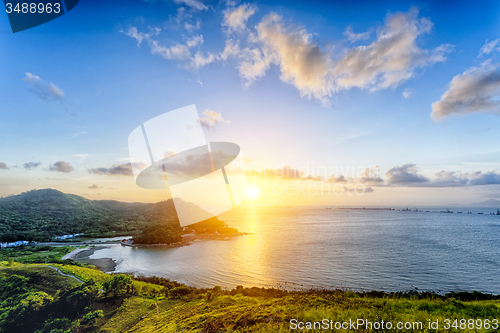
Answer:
1 0 500 207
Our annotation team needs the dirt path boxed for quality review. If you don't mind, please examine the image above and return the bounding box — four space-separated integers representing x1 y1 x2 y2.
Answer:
45 265 85 283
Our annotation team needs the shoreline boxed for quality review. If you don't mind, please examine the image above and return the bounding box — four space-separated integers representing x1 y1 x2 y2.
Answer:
71 246 117 272
69 233 249 272
120 232 249 248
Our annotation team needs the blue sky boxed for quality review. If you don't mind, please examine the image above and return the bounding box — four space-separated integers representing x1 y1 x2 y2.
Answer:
1 0 500 205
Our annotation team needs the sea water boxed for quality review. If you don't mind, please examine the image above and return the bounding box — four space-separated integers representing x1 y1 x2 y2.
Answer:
89 206 500 293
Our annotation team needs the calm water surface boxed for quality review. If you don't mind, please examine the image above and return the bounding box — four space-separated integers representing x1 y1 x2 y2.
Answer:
90 206 500 293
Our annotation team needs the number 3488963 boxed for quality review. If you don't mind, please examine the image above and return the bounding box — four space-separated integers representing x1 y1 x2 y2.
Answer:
5 3 61 14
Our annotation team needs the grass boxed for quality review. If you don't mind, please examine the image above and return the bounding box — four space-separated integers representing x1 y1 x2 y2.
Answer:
1 262 500 332
0 265 80 295
93 292 500 332
0 245 74 265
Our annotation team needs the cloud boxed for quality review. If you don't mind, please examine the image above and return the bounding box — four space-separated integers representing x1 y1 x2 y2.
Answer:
326 175 347 183
23 162 42 170
23 73 65 101
278 166 304 179
248 166 323 181
122 27 215 70
234 8 450 104
186 35 204 48
199 109 230 130
357 166 384 184
222 4 256 33
88 163 135 176
363 186 375 193
431 60 500 120
245 12 334 102
247 169 260 177
123 8 450 104
0 163 8 170
385 165 500 187
468 171 500 185
430 170 500 187
479 38 500 57
48 161 74 173
433 171 469 186
220 39 241 61
343 26 372 43
88 184 102 190
173 0 208 11
403 88 416 98
334 8 452 92
385 163 430 184
185 20 201 32
171 7 201 32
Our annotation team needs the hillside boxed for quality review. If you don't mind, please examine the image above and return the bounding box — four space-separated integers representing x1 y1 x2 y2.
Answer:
0 189 217 242
1 262 500 332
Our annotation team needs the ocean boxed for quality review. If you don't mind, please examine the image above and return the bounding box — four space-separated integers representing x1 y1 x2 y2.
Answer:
88 206 500 293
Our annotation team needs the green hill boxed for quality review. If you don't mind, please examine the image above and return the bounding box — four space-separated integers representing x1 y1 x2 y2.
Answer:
0 189 216 242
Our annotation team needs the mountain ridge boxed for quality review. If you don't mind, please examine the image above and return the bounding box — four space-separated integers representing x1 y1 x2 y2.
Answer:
468 199 500 206
0 188 217 242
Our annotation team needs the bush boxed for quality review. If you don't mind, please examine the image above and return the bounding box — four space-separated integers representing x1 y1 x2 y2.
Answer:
169 286 192 298
103 275 136 296
82 310 103 324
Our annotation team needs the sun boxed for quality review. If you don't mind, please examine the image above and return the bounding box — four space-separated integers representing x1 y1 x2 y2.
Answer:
246 187 261 199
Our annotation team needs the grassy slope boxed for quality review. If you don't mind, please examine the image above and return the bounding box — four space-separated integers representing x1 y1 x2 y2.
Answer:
1 262 500 332
101 294 500 332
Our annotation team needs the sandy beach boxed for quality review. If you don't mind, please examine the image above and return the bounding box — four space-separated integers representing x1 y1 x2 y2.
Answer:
70 246 117 272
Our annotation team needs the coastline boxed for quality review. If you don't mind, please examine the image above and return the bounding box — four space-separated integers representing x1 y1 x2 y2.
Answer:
70 246 117 272
69 233 249 273
120 232 249 248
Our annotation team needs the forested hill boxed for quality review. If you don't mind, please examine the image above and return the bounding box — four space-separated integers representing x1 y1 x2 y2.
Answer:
0 189 210 242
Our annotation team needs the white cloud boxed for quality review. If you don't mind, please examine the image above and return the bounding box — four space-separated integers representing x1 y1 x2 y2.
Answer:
220 39 241 61
334 8 452 92
343 26 372 43
123 7 451 104
434 171 469 186
199 109 230 130
172 7 201 32
186 34 204 48
173 0 208 11
357 166 384 184
431 60 500 121
244 12 333 102
479 38 500 57
233 8 451 104
222 4 256 33
23 72 65 101
185 20 201 32
403 88 416 98
122 27 215 70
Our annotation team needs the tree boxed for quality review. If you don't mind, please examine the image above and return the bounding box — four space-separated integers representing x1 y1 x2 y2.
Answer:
103 275 136 296
132 224 182 244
